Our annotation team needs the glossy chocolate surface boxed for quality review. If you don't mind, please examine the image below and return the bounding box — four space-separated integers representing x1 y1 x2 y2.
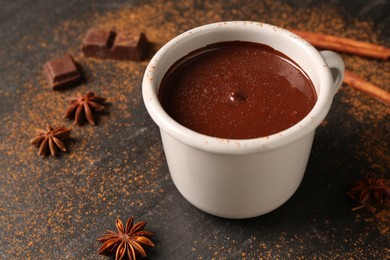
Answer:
159 41 317 139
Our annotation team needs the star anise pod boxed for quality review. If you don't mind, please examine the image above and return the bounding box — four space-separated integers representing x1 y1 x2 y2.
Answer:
30 125 72 156
64 91 106 125
347 174 390 206
98 217 154 260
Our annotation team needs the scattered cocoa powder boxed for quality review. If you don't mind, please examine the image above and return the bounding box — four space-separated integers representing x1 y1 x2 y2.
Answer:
1 0 388 259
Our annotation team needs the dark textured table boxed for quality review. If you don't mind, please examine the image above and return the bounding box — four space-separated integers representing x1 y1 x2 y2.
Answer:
1 0 389 259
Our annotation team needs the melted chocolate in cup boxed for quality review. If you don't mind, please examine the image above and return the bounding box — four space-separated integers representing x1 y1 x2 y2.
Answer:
158 41 317 139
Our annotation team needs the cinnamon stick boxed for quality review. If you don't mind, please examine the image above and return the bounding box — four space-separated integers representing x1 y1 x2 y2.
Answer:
290 30 390 60
344 70 390 106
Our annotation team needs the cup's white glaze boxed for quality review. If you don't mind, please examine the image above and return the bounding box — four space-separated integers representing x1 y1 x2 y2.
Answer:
142 21 344 218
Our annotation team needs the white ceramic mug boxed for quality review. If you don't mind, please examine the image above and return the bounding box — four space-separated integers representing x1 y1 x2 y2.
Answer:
142 21 344 219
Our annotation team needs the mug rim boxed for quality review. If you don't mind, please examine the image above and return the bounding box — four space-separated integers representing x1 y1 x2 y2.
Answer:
142 21 335 154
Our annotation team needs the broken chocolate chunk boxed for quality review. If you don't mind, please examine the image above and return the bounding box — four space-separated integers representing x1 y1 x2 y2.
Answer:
81 29 149 61
43 55 82 90
81 29 116 58
110 32 149 61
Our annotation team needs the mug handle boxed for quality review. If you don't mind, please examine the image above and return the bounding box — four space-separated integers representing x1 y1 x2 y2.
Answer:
320 50 345 95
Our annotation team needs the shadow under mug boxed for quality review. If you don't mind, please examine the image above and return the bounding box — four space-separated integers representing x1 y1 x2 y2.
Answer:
142 21 344 219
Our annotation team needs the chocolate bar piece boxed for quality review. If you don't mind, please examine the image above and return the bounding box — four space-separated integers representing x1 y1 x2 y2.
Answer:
81 29 149 61
43 55 82 90
110 32 149 60
81 29 116 58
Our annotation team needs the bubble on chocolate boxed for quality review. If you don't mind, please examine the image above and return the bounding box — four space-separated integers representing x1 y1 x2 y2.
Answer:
230 91 248 103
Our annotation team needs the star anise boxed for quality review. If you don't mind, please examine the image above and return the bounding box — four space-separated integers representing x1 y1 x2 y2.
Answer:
347 174 390 206
64 91 106 125
98 217 155 260
30 125 72 156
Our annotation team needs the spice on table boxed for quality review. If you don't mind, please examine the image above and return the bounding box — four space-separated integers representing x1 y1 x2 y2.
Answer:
98 217 155 260
289 29 390 105
64 91 107 126
30 125 72 156
344 70 390 106
347 174 390 210
290 29 390 60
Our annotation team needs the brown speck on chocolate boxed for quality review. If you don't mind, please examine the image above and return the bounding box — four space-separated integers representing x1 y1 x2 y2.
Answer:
43 55 82 90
